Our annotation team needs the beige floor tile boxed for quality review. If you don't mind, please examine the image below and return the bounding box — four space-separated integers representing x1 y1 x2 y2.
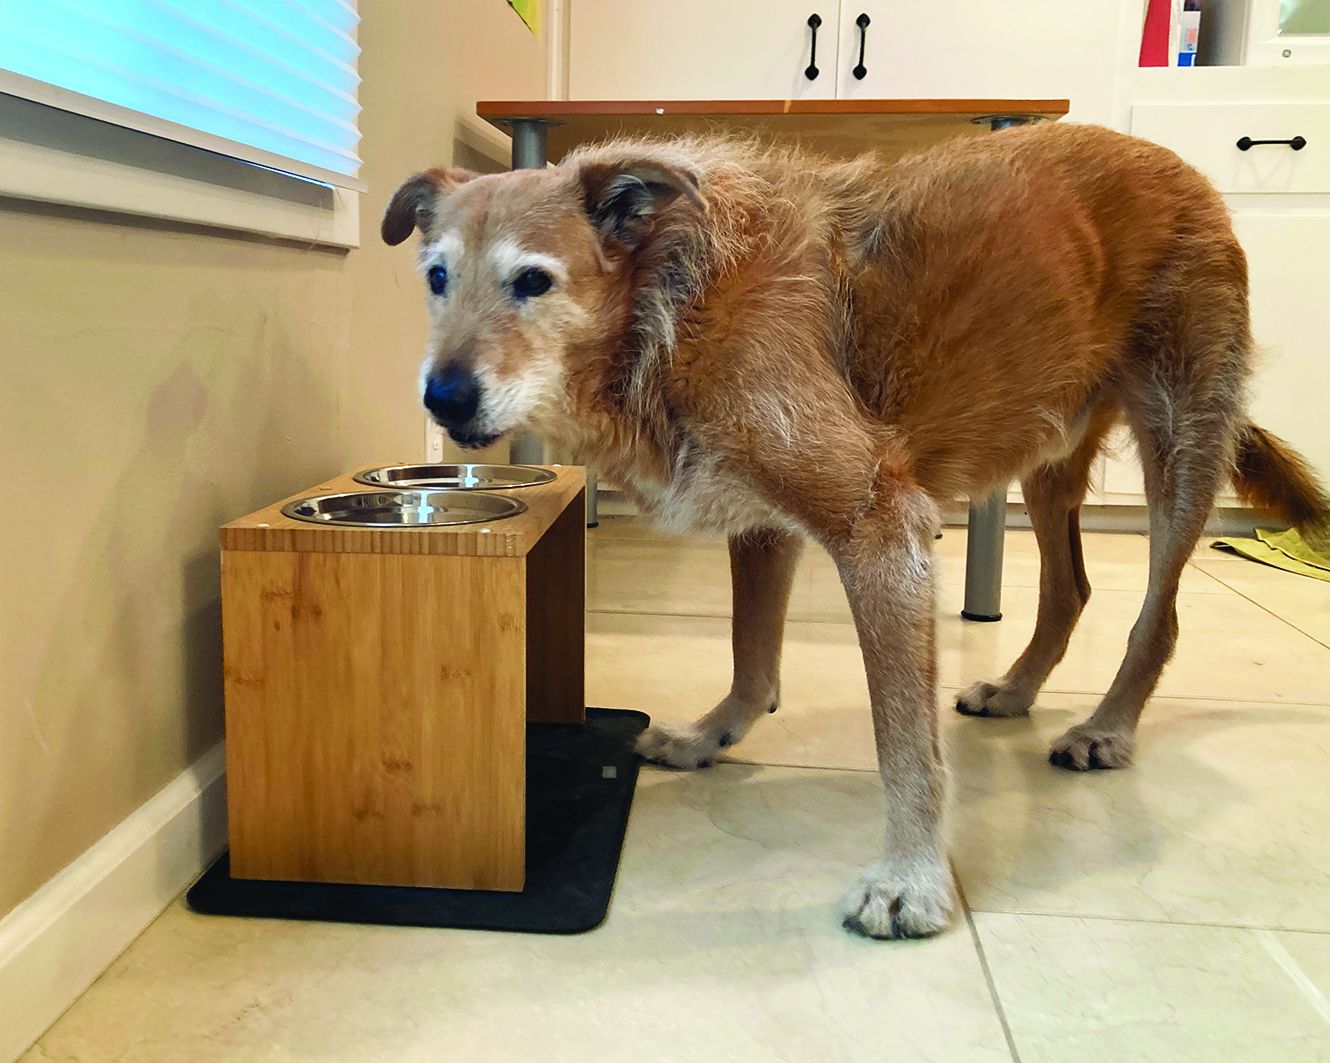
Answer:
927 527 1227 595
25 767 1012 1063
935 581 1330 705
588 611 878 770
1193 556 1330 649
591 610 1330 930
587 525 1224 623
951 691 1330 930
973 913 1330 1063
589 581 1330 768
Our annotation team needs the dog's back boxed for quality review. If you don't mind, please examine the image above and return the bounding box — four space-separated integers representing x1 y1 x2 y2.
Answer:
817 123 1242 500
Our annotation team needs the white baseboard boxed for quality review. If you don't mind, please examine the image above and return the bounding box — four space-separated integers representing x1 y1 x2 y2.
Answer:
0 743 227 1062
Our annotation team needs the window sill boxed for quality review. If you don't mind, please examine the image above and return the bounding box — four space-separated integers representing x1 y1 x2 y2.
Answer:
0 93 358 248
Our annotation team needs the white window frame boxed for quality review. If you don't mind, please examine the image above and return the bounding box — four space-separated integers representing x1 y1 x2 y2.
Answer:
0 6 361 248
1245 0 1330 64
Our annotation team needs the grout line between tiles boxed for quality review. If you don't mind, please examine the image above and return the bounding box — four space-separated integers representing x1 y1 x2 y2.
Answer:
1030 688 1330 708
1256 930 1330 1026
960 905 1330 936
714 757 878 774
1190 568 1330 652
956 875 1023 1063
597 677 1330 711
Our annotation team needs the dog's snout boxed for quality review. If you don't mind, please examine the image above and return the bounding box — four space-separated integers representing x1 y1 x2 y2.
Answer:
423 363 481 428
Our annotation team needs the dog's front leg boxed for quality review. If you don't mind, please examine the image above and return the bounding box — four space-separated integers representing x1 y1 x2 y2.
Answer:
833 479 954 939
636 527 802 769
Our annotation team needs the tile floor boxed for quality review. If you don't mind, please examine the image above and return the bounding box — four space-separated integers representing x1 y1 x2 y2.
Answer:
25 519 1330 1062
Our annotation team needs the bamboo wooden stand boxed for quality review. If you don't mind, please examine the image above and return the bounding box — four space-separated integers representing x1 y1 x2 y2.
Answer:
219 466 586 892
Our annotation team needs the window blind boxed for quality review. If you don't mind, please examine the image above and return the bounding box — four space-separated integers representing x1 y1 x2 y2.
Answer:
0 0 363 190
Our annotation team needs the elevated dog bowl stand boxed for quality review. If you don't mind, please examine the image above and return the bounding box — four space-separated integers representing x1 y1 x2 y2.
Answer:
219 465 586 893
479 97 1072 621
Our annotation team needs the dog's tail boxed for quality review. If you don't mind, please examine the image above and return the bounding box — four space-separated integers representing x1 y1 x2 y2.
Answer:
1231 423 1330 535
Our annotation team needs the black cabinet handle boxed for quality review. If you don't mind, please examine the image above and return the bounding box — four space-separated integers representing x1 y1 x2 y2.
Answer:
1236 135 1307 151
852 12 870 80
805 14 822 80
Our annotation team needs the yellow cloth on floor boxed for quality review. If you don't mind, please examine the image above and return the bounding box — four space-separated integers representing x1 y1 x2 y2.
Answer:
1211 527 1330 582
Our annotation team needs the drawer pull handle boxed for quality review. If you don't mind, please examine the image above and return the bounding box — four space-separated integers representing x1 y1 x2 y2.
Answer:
1236 135 1307 151
805 13 822 80
853 12 871 80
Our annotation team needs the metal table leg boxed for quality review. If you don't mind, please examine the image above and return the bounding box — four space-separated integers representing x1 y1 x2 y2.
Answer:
962 490 1006 622
955 114 1034 620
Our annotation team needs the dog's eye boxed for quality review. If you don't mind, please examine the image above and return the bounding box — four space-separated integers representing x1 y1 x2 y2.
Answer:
512 267 553 300
426 265 448 296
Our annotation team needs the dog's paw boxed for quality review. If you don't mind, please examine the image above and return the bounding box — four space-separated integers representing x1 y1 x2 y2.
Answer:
840 855 955 940
635 723 728 770
955 679 1032 718
1048 725 1135 771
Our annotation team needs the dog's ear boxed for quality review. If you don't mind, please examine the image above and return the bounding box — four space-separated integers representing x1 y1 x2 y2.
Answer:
381 168 476 246
579 160 705 250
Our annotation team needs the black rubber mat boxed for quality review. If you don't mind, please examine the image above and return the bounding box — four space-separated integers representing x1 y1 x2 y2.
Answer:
186 708 649 935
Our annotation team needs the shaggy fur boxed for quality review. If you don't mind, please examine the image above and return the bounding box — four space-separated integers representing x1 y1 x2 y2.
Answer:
383 122 1329 939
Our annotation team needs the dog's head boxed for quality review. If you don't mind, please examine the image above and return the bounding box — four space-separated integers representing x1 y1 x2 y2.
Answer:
382 154 705 449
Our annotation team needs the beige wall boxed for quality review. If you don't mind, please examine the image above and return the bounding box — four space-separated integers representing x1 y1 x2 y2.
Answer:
0 1 546 917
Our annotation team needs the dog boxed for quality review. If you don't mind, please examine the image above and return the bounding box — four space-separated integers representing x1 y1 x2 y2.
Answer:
382 122 1329 940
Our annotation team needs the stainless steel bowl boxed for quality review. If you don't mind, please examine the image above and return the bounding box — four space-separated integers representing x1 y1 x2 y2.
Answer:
352 463 555 490
281 490 526 528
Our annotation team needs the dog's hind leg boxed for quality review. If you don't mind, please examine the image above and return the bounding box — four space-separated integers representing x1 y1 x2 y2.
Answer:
1050 283 1248 770
636 528 802 769
957 406 1112 718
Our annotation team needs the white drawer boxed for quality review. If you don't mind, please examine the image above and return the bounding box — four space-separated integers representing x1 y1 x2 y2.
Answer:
1131 103 1330 194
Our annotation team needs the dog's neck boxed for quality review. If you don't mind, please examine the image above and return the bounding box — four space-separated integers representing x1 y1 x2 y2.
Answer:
548 203 738 490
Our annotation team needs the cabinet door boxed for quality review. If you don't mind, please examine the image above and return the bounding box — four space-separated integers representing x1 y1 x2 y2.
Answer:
568 0 840 100
1094 210 1330 507
834 1 1119 124
1232 210 1330 489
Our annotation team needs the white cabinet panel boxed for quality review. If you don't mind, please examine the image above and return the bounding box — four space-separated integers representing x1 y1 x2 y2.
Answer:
1132 103 1330 194
834 0 1120 123
568 0 840 101
1098 210 1330 506
1100 427 1148 502
1233 210 1330 487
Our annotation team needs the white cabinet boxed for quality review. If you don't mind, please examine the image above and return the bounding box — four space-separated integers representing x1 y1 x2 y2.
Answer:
1098 208 1330 504
568 0 840 100
568 0 1114 119
1132 102 1330 194
1233 211 1330 484
834 1 1121 122
1099 89 1330 502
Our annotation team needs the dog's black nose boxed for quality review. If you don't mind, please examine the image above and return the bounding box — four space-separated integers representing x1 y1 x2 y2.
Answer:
423 364 480 428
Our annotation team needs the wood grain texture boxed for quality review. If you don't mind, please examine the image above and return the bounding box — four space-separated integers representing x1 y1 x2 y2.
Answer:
221 465 587 558
477 98 1069 163
525 487 586 724
223 549 529 890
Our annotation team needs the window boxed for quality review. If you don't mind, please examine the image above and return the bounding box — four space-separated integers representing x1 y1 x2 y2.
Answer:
0 0 361 189
0 1 362 246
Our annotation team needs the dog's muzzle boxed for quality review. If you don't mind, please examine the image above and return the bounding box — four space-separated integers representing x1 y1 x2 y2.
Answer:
423 364 502 449
423 363 480 428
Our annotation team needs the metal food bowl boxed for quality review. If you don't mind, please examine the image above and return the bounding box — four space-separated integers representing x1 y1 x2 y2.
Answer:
353 463 555 491
281 490 526 528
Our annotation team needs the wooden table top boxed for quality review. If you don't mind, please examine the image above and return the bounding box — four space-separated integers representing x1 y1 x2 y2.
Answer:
221 465 587 558
477 98 1070 162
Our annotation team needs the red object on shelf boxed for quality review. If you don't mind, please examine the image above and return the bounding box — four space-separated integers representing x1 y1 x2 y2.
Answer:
1139 0 1172 67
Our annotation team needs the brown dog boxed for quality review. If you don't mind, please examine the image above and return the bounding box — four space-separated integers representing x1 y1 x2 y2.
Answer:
383 123 1328 939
